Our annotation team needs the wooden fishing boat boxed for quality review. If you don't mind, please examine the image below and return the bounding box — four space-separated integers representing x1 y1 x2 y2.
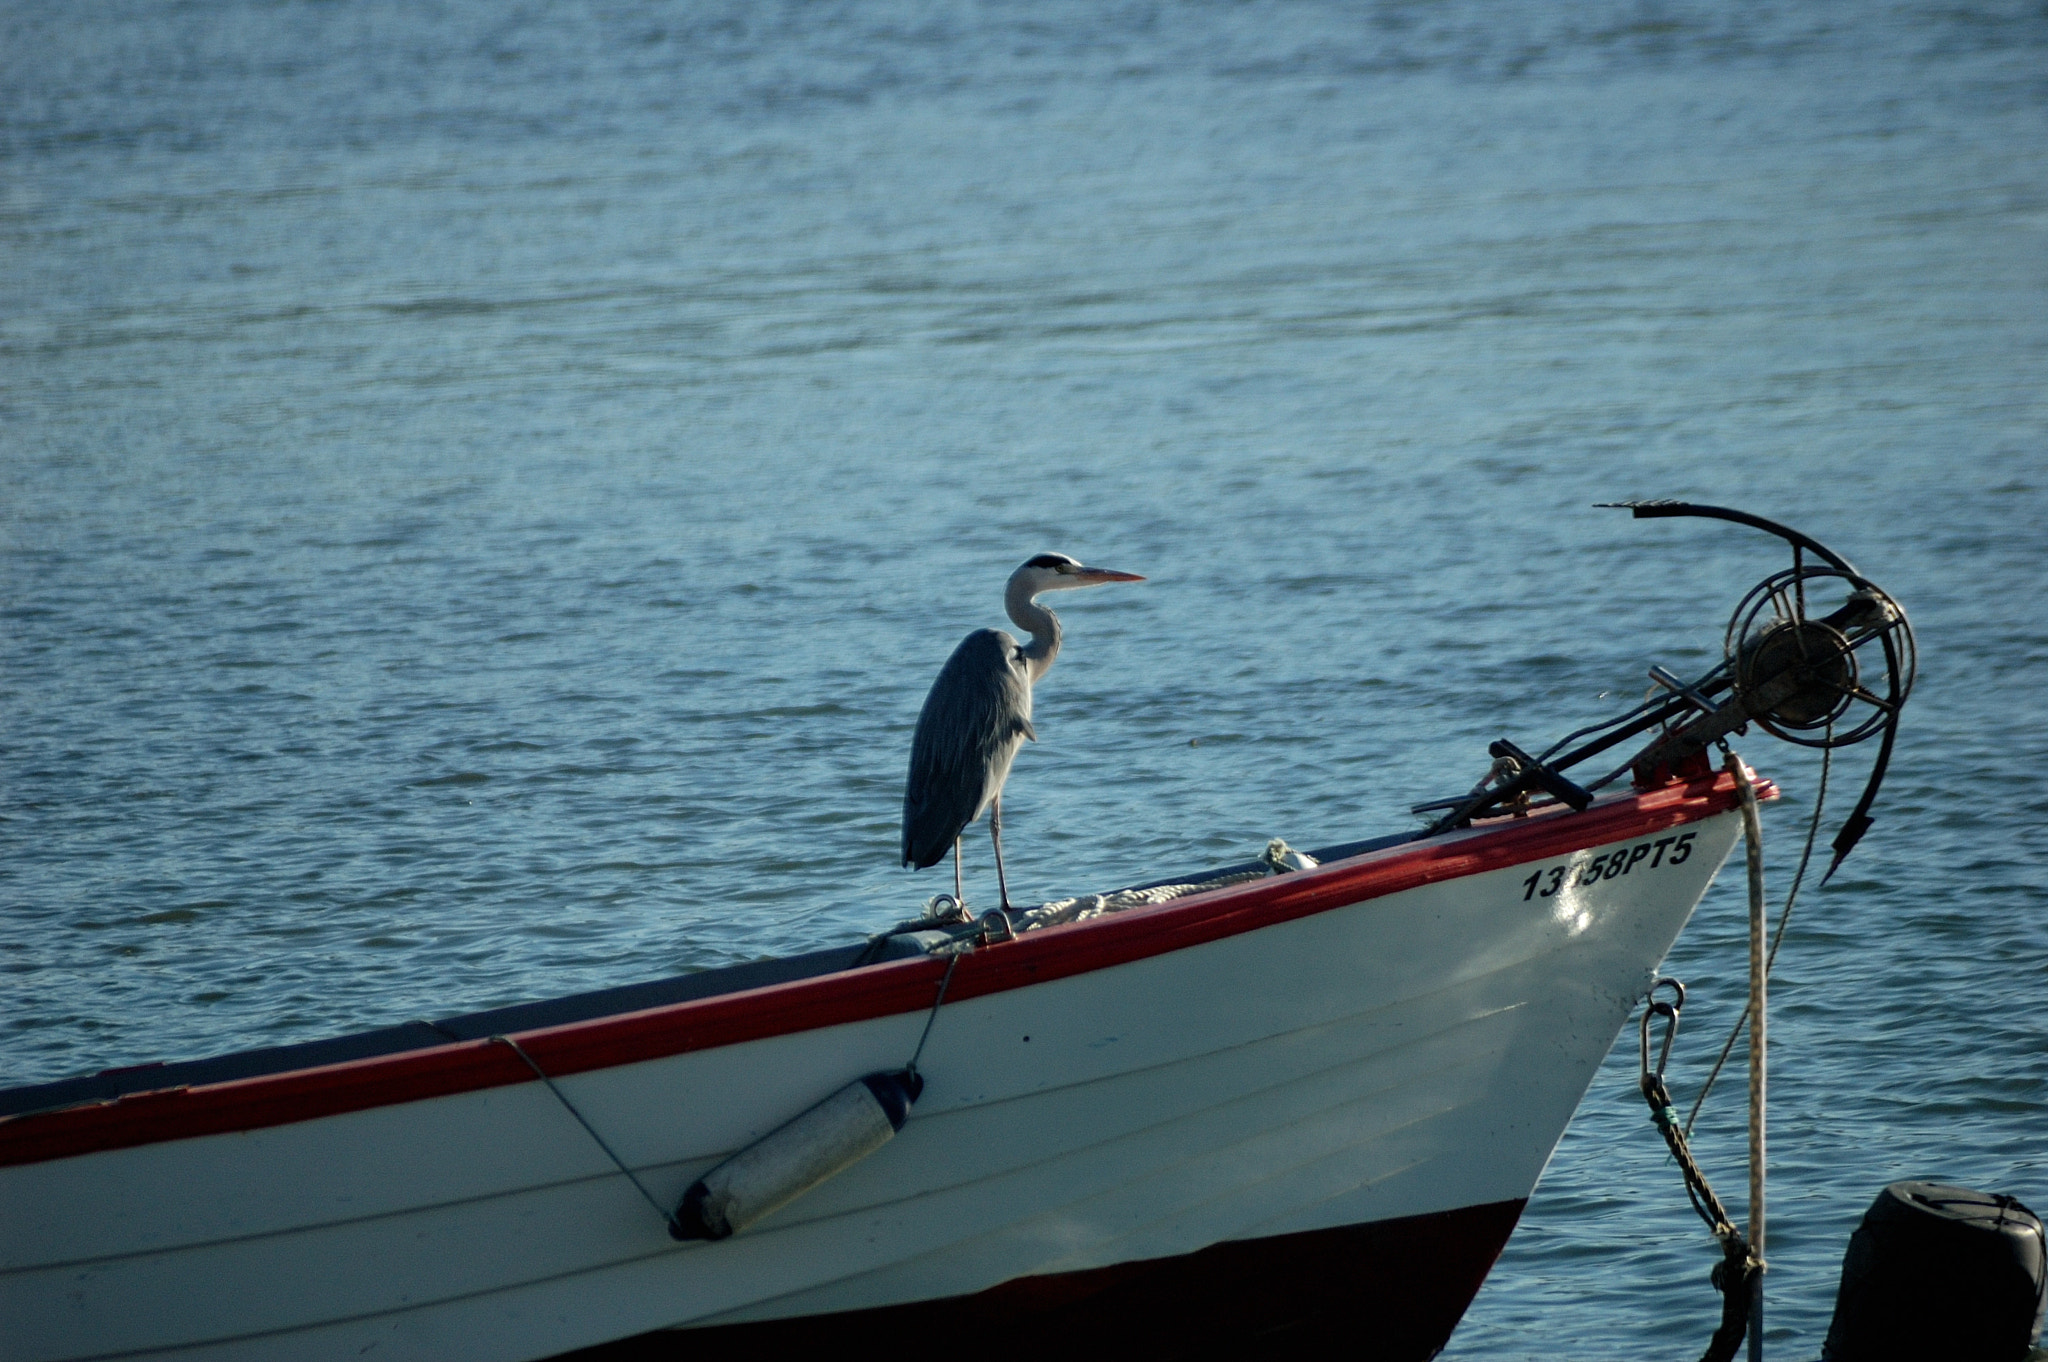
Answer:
1 772 1756 1362
0 505 1915 1362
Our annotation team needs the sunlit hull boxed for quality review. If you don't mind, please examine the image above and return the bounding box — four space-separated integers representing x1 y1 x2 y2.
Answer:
0 771 1757 1362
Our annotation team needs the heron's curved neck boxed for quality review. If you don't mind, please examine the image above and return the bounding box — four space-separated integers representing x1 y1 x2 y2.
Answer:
1005 579 1061 682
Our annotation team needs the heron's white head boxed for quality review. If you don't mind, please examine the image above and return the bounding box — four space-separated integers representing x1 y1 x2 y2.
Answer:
1009 553 1146 598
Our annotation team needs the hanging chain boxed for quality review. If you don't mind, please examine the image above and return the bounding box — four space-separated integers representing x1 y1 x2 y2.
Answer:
1637 979 1764 1362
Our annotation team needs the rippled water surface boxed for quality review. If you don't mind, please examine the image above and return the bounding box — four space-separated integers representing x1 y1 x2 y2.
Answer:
4 2 2045 1355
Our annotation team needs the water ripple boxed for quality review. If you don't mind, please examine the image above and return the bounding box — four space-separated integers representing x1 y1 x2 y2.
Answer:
4 1 2046 1356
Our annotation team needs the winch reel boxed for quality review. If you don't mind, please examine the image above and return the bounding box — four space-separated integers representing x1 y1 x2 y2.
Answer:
1420 501 1914 881
1724 564 1915 749
1617 500 1915 880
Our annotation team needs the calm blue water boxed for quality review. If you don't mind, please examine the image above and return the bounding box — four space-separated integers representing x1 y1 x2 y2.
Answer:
4 2 2045 1355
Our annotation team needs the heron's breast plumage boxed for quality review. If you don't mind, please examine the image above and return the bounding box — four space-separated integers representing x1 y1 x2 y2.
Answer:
900 629 1037 868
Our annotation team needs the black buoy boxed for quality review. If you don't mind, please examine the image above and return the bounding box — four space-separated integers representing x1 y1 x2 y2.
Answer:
1823 1180 2046 1361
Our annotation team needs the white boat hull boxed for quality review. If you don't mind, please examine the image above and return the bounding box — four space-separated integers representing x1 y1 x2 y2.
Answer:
0 774 1756 1361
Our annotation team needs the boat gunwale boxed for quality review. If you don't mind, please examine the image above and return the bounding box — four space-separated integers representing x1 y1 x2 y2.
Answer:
0 769 1765 1170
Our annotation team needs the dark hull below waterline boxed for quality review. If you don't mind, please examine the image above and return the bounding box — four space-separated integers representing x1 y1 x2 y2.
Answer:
558 1199 1526 1361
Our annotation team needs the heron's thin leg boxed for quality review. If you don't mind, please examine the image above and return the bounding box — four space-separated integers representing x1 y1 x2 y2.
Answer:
952 838 963 907
991 794 1012 913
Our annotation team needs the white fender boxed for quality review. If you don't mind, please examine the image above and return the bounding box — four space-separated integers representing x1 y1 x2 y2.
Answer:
673 1070 923 1240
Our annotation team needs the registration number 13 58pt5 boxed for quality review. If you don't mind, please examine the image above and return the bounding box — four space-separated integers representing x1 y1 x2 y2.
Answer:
1520 831 1697 901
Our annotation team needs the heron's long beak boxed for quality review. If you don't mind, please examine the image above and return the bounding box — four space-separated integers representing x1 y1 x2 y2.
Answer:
1074 567 1145 584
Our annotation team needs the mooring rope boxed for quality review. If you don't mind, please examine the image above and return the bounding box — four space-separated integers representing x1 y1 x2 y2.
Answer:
492 1034 681 1236
1637 748 1792 1362
906 948 962 1078
1685 737 1830 1138
1727 750 1770 1362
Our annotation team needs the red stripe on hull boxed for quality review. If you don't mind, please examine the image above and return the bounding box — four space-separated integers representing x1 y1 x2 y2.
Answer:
0 769 1764 1168
555 1199 1528 1361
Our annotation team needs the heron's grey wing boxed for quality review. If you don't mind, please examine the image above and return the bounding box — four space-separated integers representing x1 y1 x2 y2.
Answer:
902 629 1035 869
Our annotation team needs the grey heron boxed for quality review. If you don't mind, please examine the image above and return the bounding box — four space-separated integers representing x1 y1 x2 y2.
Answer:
901 553 1145 911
